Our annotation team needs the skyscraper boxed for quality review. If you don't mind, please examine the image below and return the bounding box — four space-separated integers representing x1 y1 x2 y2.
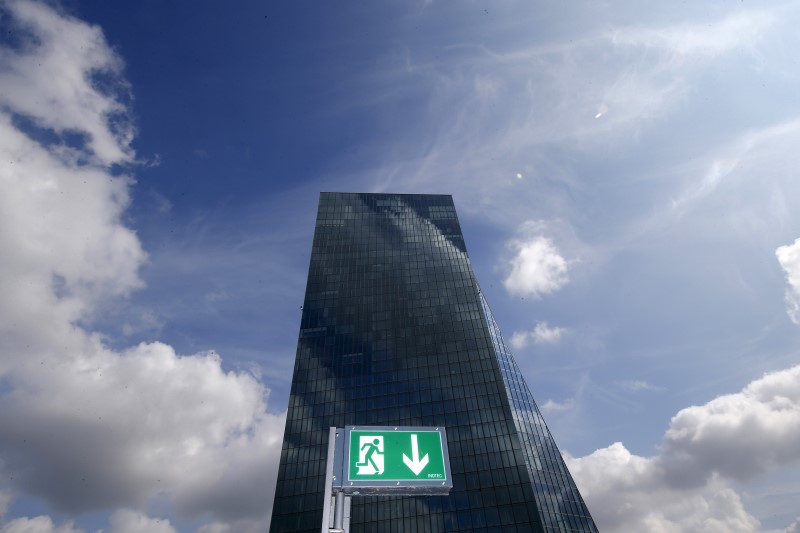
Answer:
270 193 598 533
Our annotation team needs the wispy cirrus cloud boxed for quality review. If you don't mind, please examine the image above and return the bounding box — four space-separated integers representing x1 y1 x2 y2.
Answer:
667 119 800 220
609 10 775 58
616 380 664 393
348 6 784 239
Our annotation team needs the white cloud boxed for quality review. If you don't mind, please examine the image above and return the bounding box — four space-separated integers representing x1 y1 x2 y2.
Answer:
541 398 575 414
503 222 569 298
610 10 775 59
671 158 741 211
567 444 762 533
0 517 85 533
776 238 800 325
532 321 565 343
509 330 530 350
566 365 800 532
0 342 285 515
0 0 135 166
0 511 177 533
784 518 800 533
333 5 787 246
103 509 176 533
0 111 144 337
0 2 285 531
660 364 800 486
617 380 664 393
323 2 793 253
195 518 271 533
510 321 566 349
661 118 800 228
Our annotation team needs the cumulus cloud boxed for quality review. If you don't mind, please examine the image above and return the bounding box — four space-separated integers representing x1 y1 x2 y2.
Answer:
503 222 569 298
0 0 135 166
0 516 85 533
660 365 800 487
104 510 176 533
567 444 762 533
509 330 529 350
0 510 175 533
510 321 566 349
0 1 284 531
532 321 566 343
195 518 271 533
566 365 800 532
776 238 800 325
0 342 285 516
785 518 800 533
540 398 575 414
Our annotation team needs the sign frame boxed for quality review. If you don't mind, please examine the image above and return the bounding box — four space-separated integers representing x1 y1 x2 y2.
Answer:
334 426 453 496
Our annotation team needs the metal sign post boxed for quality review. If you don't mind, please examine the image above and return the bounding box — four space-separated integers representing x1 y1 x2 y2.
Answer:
321 428 337 533
322 428 349 533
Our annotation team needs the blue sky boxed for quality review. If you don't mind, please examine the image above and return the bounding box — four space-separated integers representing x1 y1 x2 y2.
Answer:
1 1 800 532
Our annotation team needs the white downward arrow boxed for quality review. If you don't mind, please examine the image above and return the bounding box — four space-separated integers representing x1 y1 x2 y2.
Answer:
402 434 430 475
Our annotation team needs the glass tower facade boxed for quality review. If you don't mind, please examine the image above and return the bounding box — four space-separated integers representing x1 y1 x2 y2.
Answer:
270 193 598 533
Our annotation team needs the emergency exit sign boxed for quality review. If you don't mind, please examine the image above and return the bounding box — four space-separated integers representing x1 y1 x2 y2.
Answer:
335 426 452 495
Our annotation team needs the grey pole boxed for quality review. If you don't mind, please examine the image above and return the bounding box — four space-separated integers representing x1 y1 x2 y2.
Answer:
321 427 337 533
333 491 345 530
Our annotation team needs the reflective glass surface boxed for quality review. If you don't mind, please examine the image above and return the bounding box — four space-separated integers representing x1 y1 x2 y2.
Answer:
479 292 597 532
270 193 598 533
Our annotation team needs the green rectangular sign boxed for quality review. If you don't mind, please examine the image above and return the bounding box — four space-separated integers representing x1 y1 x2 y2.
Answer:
349 429 446 480
338 426 452 495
